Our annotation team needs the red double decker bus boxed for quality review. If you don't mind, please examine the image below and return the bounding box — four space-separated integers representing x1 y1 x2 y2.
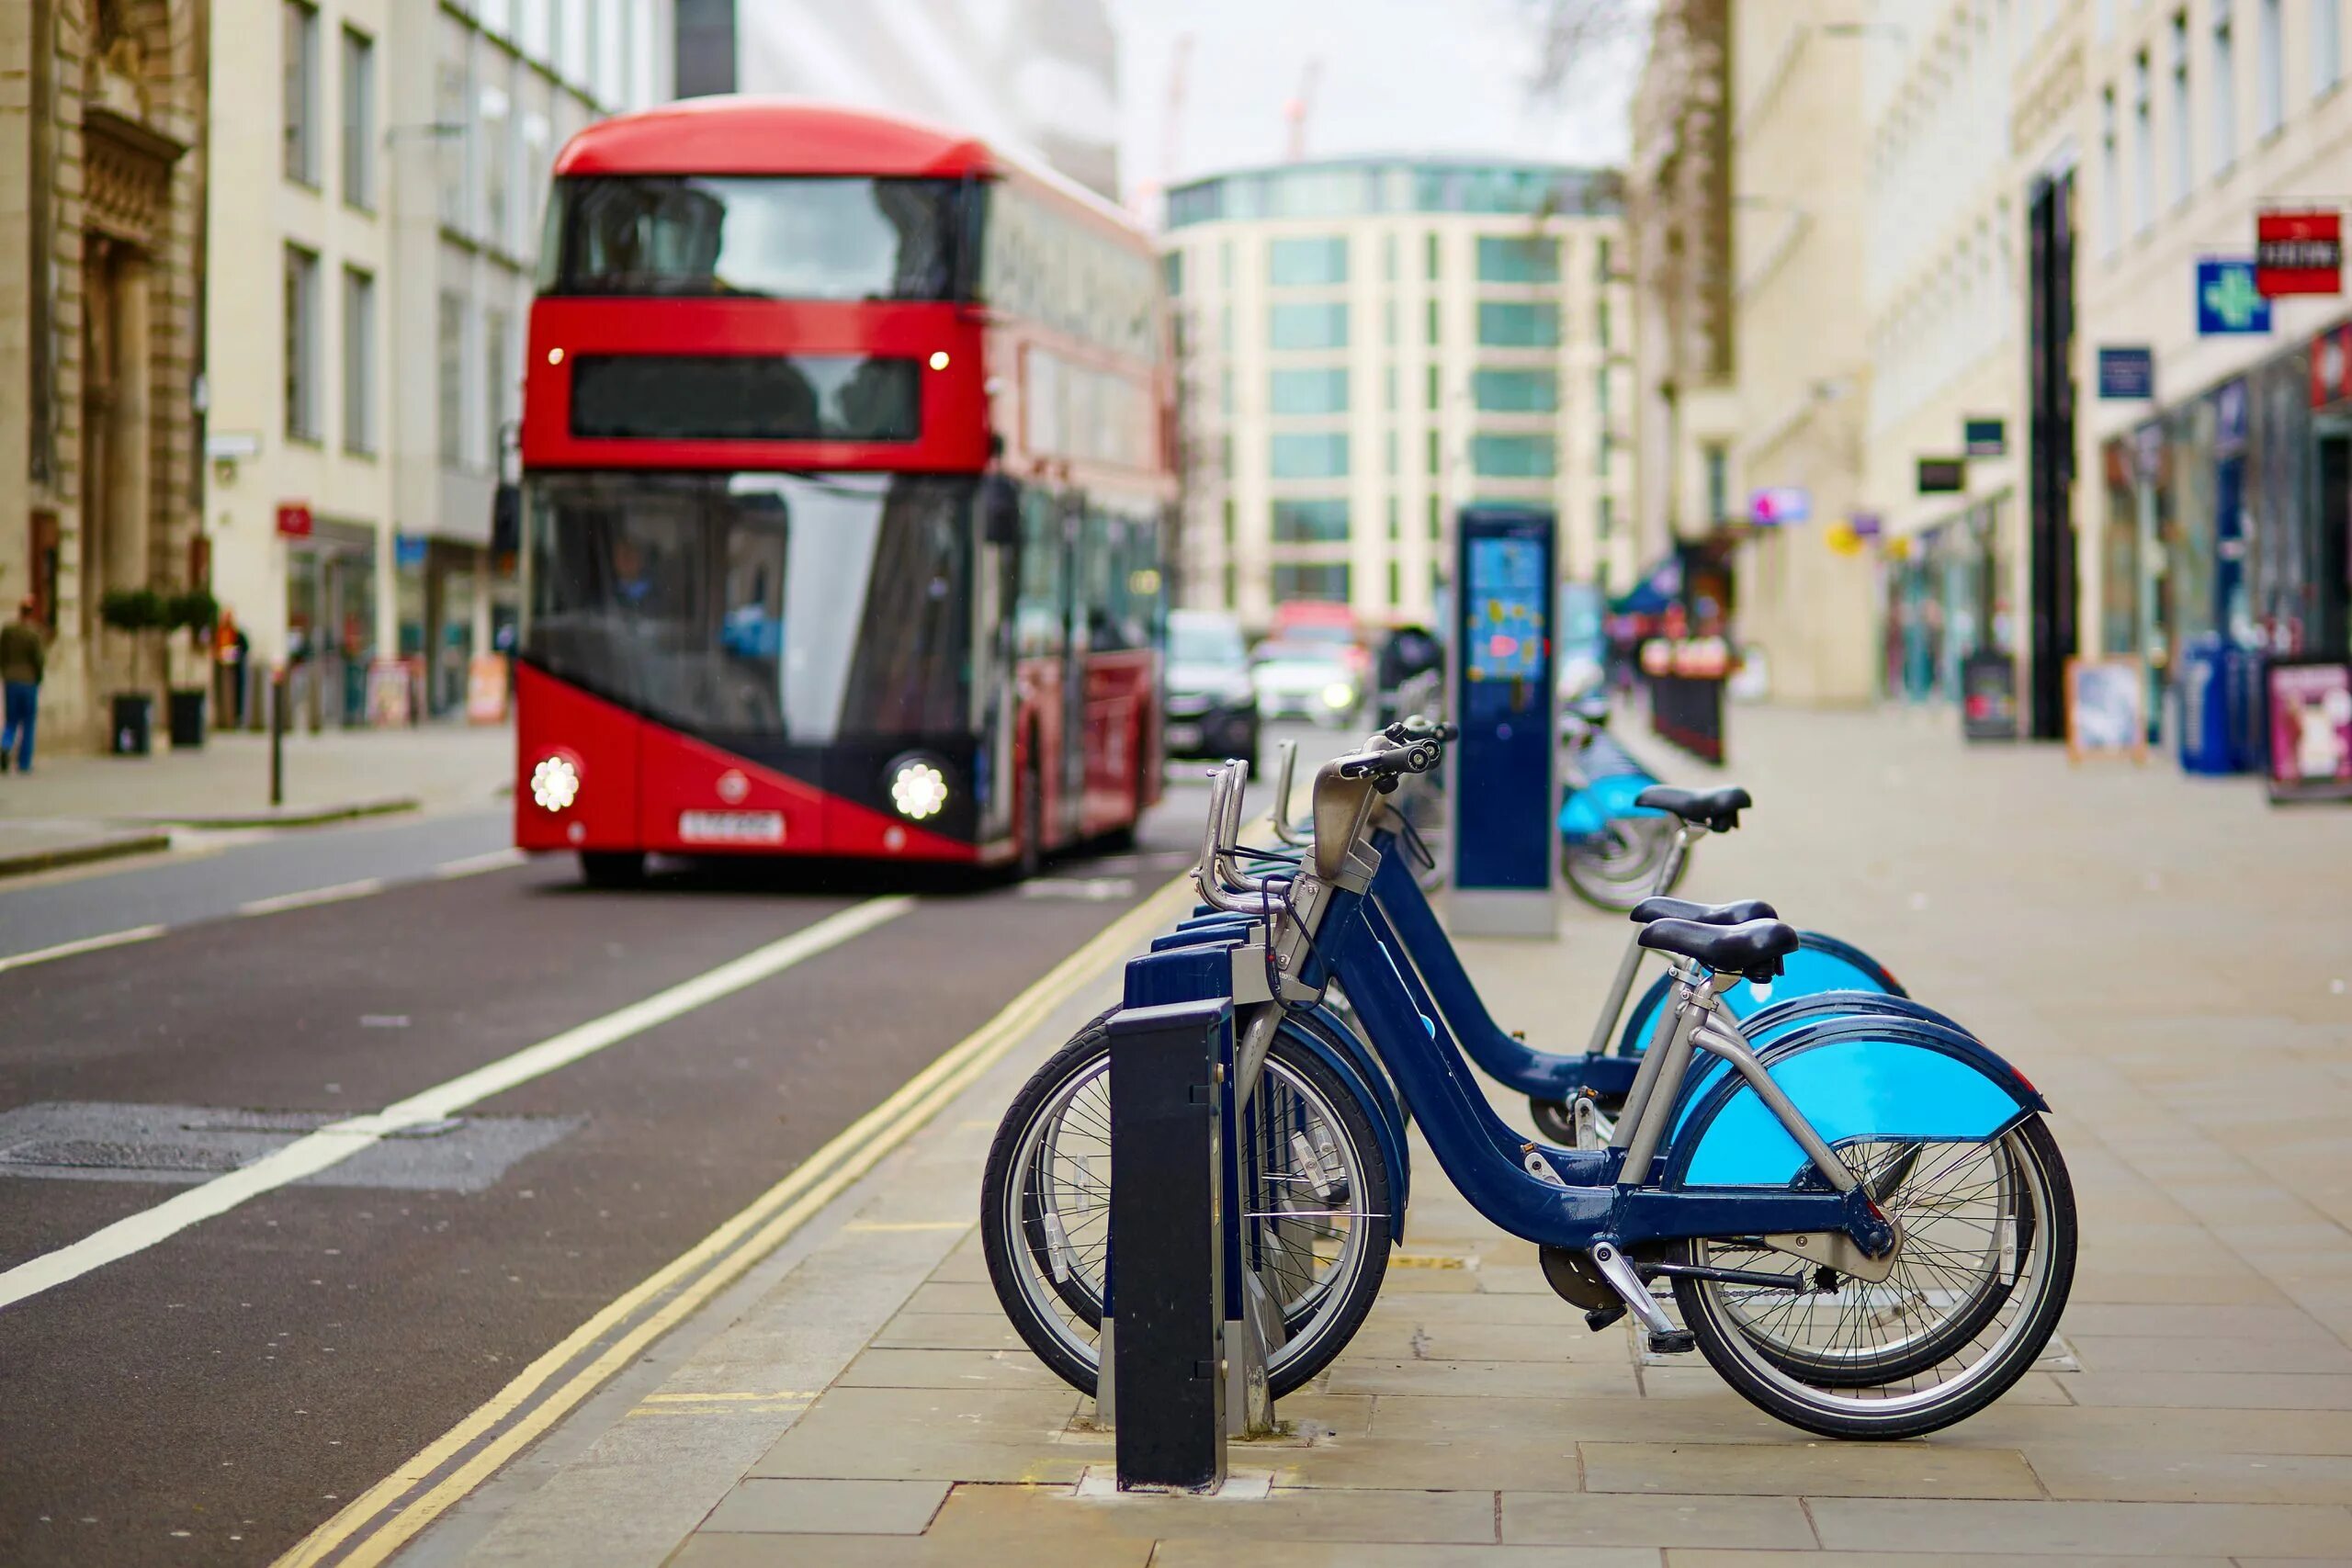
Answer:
514 100 1173 883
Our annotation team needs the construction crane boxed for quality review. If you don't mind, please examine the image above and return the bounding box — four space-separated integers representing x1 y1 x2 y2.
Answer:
1160 32 1193 193
1283 58 1321 163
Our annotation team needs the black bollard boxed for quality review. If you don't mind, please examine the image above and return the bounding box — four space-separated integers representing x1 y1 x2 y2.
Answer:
1106 997 1229 1493
269 667 287 808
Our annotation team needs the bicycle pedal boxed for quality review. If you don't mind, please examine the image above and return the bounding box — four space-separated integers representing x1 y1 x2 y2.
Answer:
1582 1303 1626 1333
1645 1329 1698 1355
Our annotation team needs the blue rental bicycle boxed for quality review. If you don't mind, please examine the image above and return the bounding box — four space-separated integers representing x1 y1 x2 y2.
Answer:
984 729 2075 1439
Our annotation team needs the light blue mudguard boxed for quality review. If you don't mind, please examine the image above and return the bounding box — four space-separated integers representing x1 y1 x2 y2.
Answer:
1616 931 1905 1056
1557 772 1664 841
1660 1018 2047 1189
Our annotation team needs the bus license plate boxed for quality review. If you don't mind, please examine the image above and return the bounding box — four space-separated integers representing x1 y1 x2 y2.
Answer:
678 810 786 845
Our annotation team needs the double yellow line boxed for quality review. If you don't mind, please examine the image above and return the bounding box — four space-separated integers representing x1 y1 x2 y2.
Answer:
276 872 1196 1568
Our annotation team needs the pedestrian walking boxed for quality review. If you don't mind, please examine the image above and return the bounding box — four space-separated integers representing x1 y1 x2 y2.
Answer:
1 596 47 773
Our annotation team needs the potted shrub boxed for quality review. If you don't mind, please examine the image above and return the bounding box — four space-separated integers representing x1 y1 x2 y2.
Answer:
165 588 219 748
97 586 168 754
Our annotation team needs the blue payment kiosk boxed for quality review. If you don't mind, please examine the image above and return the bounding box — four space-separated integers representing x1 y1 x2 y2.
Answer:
1449 506 1558 937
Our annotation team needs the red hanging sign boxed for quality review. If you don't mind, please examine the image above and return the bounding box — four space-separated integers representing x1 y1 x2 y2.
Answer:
2256 209 2343 297
276 502 313 538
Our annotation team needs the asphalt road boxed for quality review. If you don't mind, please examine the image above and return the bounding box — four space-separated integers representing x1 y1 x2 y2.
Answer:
0 739 1320 1568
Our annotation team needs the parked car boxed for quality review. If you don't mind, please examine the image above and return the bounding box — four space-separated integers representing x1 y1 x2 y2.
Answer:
1251 638 1363 728
1270 601 1371 681
1163 609 1261 767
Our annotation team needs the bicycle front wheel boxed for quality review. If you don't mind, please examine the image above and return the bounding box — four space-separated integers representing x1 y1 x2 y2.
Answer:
1675 1115 2076 1439
980 1016 1393 1399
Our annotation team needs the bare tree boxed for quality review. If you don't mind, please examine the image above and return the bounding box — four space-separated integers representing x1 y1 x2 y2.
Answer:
1526 0 1651 103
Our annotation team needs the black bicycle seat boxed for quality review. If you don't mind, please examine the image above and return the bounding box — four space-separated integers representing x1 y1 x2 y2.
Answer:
1635 784 1752 833
1629 896 1779 927
1636 917 1799 982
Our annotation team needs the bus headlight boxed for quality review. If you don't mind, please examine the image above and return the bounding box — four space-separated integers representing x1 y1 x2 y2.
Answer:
1321 682 1357 710
887 756 951 821
530 754 581 812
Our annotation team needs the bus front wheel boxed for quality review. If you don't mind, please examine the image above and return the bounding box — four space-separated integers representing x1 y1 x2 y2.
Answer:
578 850 646 889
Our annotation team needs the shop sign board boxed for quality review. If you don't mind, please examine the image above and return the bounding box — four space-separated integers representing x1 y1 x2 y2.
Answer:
2255 209 2343 296
1849 511 1883 538
2098 346 2155 400
275 502 313 538
1961 650 2018 741
1747 486 1811 525
2065 656 2150 763
393 535 428 570
1917 457 1967 493
2266 658 2352 802
2198 258 2275 333
1962 418 2006 457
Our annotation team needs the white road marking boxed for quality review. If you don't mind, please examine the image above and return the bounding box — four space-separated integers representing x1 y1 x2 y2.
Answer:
1016 875 1136 901
238 878 386 916
0 924 168 975
433 848 529 879
0 895 915 1313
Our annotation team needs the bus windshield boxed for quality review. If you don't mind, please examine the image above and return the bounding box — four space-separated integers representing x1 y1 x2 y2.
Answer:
542 175 971 301
524 472 976 743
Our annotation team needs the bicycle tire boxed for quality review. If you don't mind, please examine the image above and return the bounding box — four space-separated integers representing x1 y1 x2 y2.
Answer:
981 1019 1394 1399
1561 818 1683 911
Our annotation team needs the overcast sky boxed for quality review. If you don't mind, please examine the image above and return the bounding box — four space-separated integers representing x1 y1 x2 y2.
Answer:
1108 0 1647 199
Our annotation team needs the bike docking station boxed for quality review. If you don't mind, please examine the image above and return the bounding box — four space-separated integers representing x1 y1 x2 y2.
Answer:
1449 506 1560 937
1095 940 1284 1496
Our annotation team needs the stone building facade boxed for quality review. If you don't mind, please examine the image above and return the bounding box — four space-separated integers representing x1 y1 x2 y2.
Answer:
1 0 209 750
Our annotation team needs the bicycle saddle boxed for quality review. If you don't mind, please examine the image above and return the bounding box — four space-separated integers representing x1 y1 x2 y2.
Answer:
1634 784 1751 832
1636 917 1799 982
1628 896 1778 927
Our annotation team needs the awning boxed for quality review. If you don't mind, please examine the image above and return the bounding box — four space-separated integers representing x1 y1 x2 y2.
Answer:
1610 555 1683 615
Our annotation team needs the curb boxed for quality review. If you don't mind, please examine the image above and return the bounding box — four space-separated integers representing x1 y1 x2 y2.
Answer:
120 796 421 830
0 830 175 881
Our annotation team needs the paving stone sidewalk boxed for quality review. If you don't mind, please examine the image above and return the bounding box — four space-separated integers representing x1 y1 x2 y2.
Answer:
401 704 2352 1568
0 722 512 875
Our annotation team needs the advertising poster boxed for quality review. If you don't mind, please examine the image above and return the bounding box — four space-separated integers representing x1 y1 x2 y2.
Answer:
2266 659 2352 802
2065 656 2148 763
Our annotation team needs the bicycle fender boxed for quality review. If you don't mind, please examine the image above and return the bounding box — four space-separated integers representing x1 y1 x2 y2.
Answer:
1278 1009 1412 1244
1614 931 1906 1055
1659 1016 2049 1189
1664 992 1977 1140
1557 773 1663 839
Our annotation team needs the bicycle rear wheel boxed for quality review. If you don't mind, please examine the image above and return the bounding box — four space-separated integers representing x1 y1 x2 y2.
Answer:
981 1017 1392 1398
1675 1115 2075 1439
1562 817 1682 911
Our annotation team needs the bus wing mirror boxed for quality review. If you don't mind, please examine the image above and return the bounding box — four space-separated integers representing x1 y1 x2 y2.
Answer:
981 476 1021 546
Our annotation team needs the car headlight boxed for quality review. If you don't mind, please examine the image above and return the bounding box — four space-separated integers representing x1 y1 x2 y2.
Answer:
530 754 580 812
1321 682 1357 709
888 756 951 820
1220 673 1257 705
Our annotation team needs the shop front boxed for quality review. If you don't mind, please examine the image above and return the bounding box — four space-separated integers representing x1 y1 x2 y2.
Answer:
1882 492 2018 710
285 520 379 729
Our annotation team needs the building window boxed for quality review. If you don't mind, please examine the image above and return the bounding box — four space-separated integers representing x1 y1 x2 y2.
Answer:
1426 364 1442 411
1385 429 1397 474
1387 497 1400 539
1163 251 1183 295
2316 0 2343 96
2257 0 2284 133
1268 235 1349 287
1384 365 1396 412
481 53 514 250
485 307 513 470
1425 231 1441 280
342 267 376 454
1272 563 1350 604
1220 241 1234 288
2214 3 2238 169
1428 494 1442 540
1427 430 1442 475
1269 432 1350 479
284 2 320 186
1703 443 1729 525
1475 235 1560 283
2100 85 2121 254
1425 299 1441 344
437 290 467 466
1476 301 1560 347
1268 301 1349 349
1471 367 1557 412
284 245 321 440
1598 495 1615 542
1597 297 1613 351
1383 232 1397 282
1221 368 1234 416
1270 367 1349 415
2170 13 2192 203
1595 236 1612 280
1469 433 1555 479
1221 499 1236 549
1271 499 1350 543
341 27 375 208
436 15 472 231
2132 50 2154 232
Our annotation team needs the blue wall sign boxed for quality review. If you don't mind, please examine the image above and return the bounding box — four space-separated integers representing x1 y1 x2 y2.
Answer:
2198 259 2274 335
2098 346 2155 400
394 536 429 570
